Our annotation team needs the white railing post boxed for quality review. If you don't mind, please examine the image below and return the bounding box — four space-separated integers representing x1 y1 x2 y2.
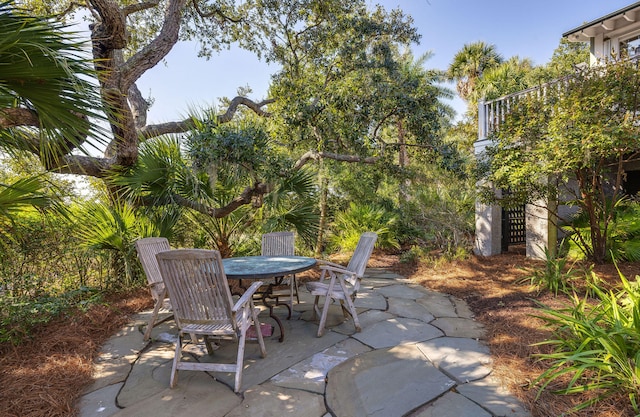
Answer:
478 99 486 140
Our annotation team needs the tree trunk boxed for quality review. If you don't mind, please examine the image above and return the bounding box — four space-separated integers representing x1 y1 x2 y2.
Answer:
576 168 605 264
315 160 328 256
397 119 410 205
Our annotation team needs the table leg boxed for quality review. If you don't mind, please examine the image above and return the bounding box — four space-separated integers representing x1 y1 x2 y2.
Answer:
231 279 246 297
261 291 285 342
264 277 293 319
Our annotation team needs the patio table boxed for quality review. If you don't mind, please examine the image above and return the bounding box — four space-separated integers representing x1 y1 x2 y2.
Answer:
223 255 317 342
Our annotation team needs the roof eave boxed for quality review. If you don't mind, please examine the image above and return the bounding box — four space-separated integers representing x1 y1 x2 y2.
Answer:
562 1 640 40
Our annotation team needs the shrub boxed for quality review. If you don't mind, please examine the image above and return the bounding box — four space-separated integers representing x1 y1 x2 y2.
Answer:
533 268 640 413
519 244 576 296
564 200 640 262
399 245 424 264
328 202 399 251
0 286 102 345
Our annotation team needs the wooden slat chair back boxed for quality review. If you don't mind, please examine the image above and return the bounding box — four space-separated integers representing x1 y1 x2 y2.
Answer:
261 231 299 316
134 237 171 340
306 232 377 337
343 232 378 290
155 249 266 392
261 231 295 256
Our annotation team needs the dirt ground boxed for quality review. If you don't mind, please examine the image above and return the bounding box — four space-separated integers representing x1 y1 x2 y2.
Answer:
1 250 639 417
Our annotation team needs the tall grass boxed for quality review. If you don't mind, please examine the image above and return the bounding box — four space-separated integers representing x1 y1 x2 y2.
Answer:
519 244 577 296
533 268 640 413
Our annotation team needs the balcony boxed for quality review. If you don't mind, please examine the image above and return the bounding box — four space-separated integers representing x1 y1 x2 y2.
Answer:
475 54 640 156
475 80 563 155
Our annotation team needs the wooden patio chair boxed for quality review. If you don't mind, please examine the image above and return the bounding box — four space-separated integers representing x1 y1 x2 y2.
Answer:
155 248 267 392
306 232 377 337
261 231 298 317
134 237 172 341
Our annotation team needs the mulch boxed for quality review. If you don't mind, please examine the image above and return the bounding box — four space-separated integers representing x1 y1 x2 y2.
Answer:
0 289 152 417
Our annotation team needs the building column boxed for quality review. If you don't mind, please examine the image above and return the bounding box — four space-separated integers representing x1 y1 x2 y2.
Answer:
525 199 558 260
474 102 503 256
474 187 502 256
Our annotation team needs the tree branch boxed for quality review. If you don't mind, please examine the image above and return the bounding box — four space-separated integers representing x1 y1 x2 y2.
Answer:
211 182 271 217
191 0 242 22
122 0 160 17
55 1 86 18
127 83 149 128
141 181 272 218
138 118 197 139
121 0 187 90
0 108 39 128
138 96 274 139
88 0 127 51
44 154 114 177
218 97 274 123
293 150 379 170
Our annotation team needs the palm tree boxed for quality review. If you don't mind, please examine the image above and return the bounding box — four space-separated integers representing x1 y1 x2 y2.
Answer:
75 201 151 288
446 41 503 103
474 56 534 102
111 128 319 256
392 51 454 202
0 2 106 165
0 2 106 243
0 176 60 247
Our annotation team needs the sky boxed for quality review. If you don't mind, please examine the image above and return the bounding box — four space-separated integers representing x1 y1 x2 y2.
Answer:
133 0 636 124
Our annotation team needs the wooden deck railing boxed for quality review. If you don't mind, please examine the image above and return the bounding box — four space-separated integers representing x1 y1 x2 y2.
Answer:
477 77 568 141
477 55 640 147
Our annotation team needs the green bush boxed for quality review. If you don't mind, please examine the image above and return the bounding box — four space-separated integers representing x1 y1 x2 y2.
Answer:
0 286 102 345
328 202 399 251
533 268 640 413
564 200 640 262
399 176 474 255
519 245 576 296
75 201 152 289
399 245 425 264
0 210 107 294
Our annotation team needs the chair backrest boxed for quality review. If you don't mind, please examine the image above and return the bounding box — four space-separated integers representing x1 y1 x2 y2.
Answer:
261 231 295 256
346 232 378 279
135 237 170 300
155 249 236 330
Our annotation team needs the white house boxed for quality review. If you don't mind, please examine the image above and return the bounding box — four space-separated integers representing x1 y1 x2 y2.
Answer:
474 1 640 259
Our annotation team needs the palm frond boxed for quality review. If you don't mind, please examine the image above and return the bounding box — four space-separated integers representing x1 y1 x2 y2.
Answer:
0 2 108 162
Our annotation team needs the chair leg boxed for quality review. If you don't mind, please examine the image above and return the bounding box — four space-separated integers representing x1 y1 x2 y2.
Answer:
144 293 165 341
339 300 350 319
204 336 215 355
311 295 320 320
343 295 361 332
251 308 267 358
317 296 333 337
170 333 182 388
289 276 295 314
234 330 247 393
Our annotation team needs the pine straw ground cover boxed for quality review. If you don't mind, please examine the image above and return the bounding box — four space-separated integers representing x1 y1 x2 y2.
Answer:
1 252 639 417
0 289 152 417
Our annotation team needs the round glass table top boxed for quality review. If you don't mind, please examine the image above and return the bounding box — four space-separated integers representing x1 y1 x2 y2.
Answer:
222 255 317 279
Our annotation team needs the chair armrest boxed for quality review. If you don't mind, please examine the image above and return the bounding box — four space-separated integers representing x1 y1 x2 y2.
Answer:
148 281 164 289
317 260 348 270
319 263 353 276
232 281 264 313
320 264 360 290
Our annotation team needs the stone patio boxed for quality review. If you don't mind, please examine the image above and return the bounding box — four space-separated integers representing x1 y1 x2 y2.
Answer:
78 268 530 417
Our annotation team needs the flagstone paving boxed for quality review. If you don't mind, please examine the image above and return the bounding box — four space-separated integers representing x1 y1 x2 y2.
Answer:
78 267 531 417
